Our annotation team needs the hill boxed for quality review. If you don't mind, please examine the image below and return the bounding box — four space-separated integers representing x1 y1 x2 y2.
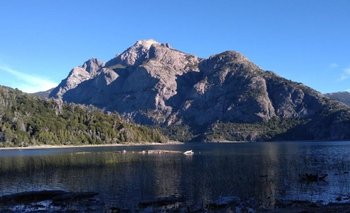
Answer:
0 86 166 147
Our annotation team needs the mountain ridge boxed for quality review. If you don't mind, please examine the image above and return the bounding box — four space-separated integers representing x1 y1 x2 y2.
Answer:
325 91 350 106
48 39 350 141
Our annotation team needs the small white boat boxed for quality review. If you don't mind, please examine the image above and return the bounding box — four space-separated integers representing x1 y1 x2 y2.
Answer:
183 150 194 155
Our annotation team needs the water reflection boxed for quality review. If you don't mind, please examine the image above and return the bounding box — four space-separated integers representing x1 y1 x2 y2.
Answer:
0 142 350 208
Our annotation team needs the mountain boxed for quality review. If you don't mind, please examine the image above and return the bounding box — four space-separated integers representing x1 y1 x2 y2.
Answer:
49 40 350 141
32 88 54 99
0 86 166 147
50 58 105 99
325 92 350 106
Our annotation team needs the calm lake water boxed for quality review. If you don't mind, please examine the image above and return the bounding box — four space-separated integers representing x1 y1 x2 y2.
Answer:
1 141 350 209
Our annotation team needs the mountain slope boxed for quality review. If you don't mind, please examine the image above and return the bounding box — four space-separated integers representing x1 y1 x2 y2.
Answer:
325 92 350 106
32 88 54 99
49 40 350 141
0 86 166 147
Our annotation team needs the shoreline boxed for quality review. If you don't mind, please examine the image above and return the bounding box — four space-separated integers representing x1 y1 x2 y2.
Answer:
1 140 349 151
0 141 184 151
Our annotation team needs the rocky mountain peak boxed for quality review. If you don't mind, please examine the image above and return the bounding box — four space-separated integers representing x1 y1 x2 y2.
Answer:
211 51 257 67
81 58 105 76
106 39 159 67
106 39 176 68
199 51 259 75
49 58 105 98
213 51 250 63
134 39 160 49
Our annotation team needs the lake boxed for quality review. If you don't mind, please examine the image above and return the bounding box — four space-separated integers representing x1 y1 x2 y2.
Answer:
1 141 350 211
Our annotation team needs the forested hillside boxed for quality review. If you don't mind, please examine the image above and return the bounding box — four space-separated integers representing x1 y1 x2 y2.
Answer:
0 86 166 147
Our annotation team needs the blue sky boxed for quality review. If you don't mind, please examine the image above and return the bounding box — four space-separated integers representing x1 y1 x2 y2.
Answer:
0 0 349 93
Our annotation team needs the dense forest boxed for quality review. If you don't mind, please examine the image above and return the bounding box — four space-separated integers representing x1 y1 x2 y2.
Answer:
0 86 167 147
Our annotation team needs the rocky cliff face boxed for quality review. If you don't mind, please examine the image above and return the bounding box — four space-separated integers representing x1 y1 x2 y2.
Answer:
49 40 350 141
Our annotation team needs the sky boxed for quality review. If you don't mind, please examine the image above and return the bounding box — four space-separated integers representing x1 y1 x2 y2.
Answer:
0 0 349 93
